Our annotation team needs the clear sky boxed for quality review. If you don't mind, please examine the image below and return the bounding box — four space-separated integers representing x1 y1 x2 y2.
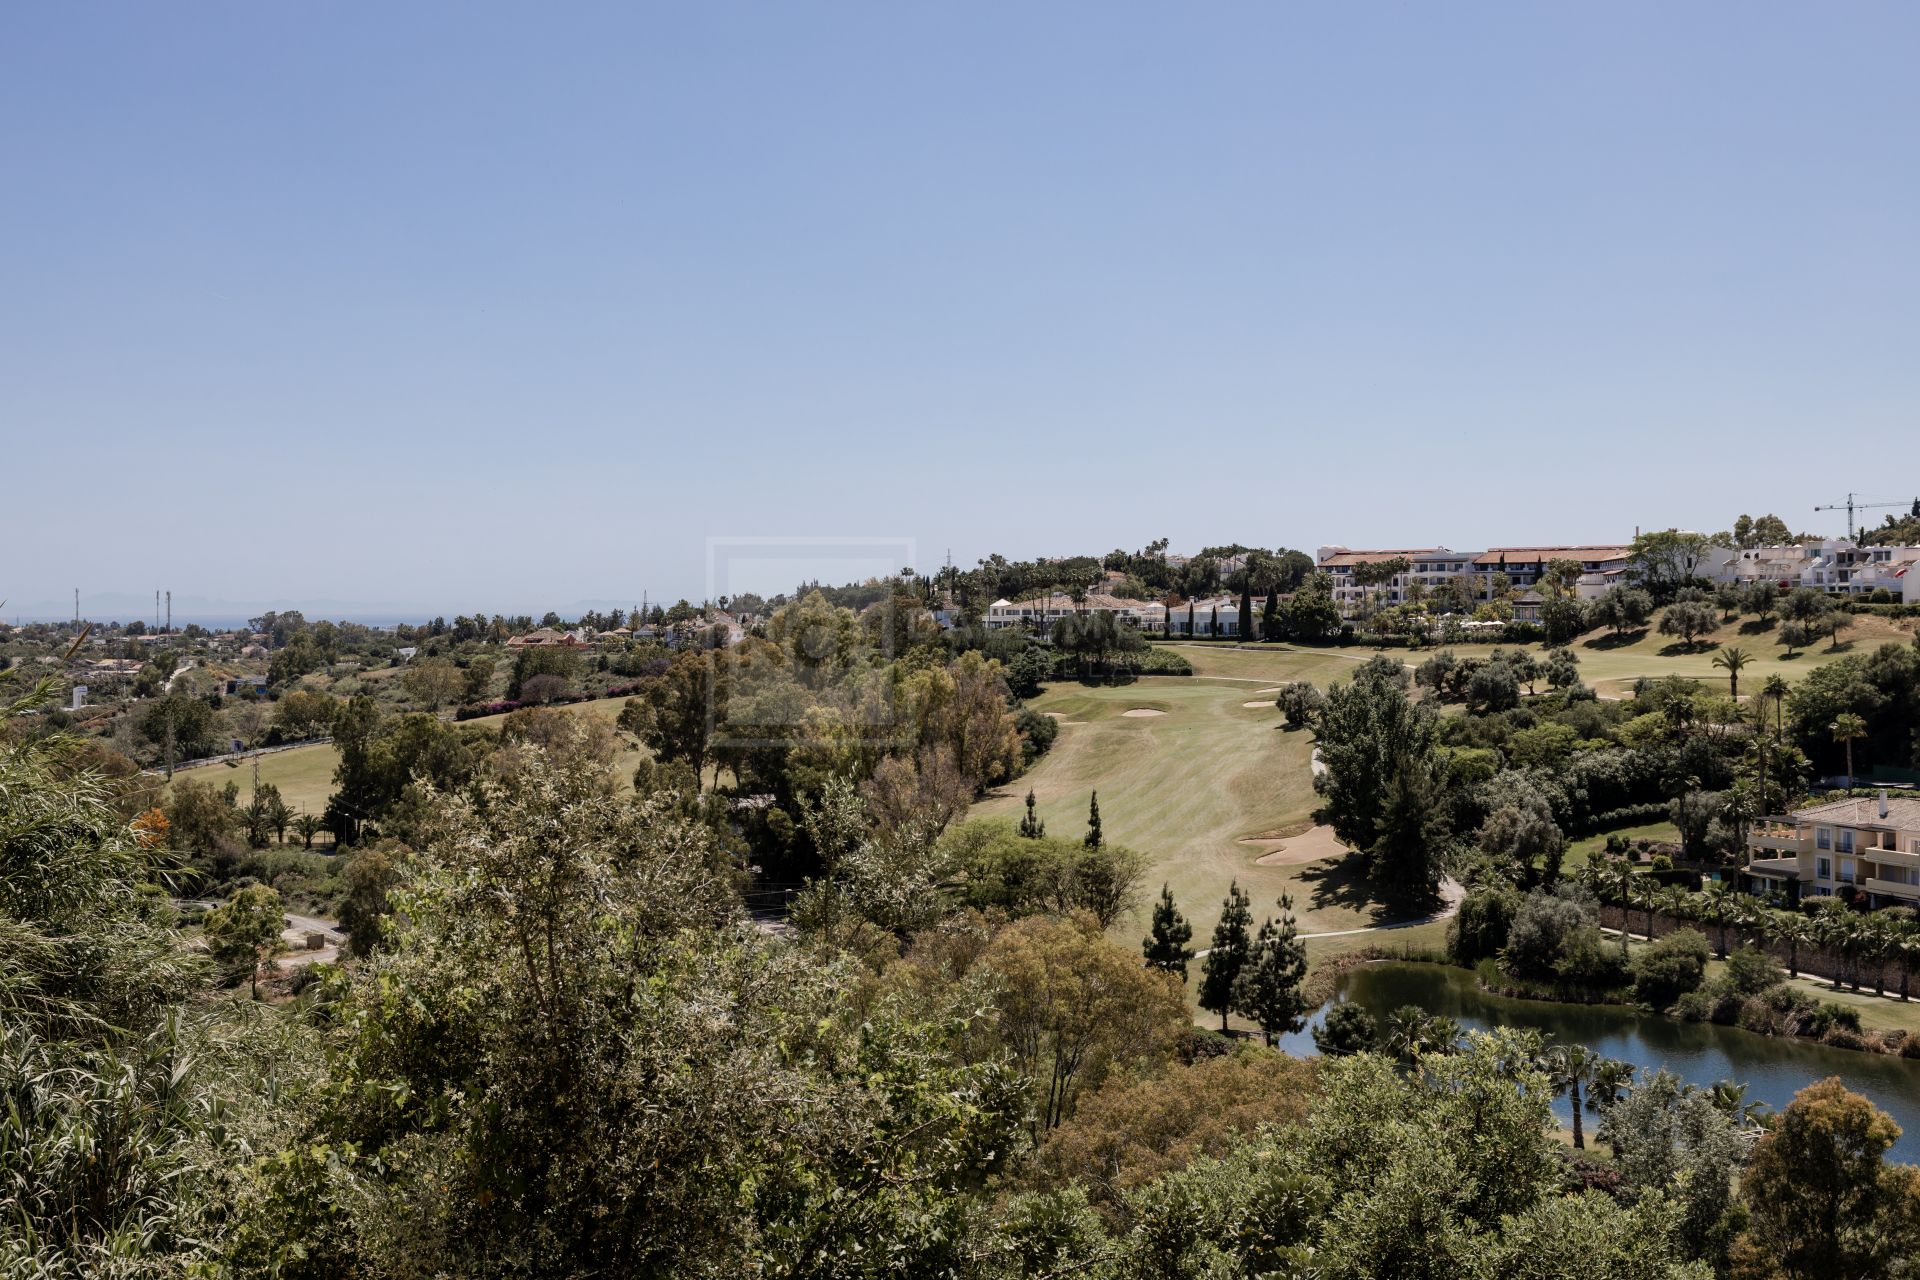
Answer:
4 3 1916 620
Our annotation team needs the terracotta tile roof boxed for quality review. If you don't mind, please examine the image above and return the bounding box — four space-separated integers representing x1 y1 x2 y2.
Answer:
1318 548 1448 567
1473 546 1631 567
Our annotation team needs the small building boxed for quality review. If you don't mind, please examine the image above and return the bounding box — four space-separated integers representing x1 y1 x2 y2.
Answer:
506 627 587 649
224 675 268 698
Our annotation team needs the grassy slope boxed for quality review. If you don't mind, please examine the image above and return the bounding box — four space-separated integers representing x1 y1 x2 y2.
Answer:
167 694 643 821
1440 609 1913 698
973 646 1420 950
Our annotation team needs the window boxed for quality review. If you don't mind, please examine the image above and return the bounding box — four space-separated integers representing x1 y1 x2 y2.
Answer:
1817 857 1832 880
1838 830 1854 854
1816 828 1832 850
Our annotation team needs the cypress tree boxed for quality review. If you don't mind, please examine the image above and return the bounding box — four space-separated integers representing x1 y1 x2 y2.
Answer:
1143 883 1194 981
1018 788 1045 839
1232 894 1310 1046
1238 585 1253 639
1198 881 1253 1032
1263 589 1280 641
1083 791 1103 849
1209 604 1219 637
1186 601 1195 636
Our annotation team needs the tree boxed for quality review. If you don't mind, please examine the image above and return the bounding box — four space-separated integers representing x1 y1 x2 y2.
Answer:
1370 749 1450 913
1231 896 1309 1046
1238 585 1253 641
338 843 401 956
1142 884 1194 981
618 649 724 784
1628 530 1713 600
203 883 284 997
1274 681 1325 729
1018 788 1046 838
1712 645 1752 701
1831 711 1867 786
1198 881 1253 1032
1743 581 1781 621
1601 1068 1746 1269
138 691 217 764
977 912 1187 1131
292 811 325 849
1659 600 1717 650
1588 585 1654 637
1735 1078 1920 1280
1542 1042 1598 1149
402 656 465 710
1312 1002 1378 1055
1083 791 1103 849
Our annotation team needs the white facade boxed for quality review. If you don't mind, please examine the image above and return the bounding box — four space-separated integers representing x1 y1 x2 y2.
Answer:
986 593 1167 631
1716 540 1920 597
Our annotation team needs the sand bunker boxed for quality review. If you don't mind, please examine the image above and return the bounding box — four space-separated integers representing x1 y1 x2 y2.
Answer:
1249 824 1352 866
1121 708 1165 717
1242 700 1277 708
1253 687 1283 695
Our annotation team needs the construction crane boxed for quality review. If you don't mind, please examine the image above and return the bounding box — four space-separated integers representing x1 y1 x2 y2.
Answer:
1813 493 1918 540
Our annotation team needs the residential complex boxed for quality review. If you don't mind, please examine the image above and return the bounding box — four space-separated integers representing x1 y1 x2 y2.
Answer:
985 593 1167 631
1722 540 1920 601
1746 793 1920 909
1313 544 1632 616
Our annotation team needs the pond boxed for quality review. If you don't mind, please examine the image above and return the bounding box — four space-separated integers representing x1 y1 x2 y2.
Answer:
1275 962 1920 1163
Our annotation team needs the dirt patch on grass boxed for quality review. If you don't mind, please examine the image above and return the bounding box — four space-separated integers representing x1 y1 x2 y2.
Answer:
1121 708 1166 717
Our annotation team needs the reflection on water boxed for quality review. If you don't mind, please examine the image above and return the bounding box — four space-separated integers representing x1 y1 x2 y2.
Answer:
1275 962 1920 1163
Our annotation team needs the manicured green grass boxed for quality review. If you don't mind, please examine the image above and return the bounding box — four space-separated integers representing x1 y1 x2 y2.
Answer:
974 658 1402 946
1440 609 1913 699
1566 821 1680 871
167 694 643 822
174 744 342 818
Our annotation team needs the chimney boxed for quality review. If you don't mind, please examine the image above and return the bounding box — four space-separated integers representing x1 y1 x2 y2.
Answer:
1881 789 1891 820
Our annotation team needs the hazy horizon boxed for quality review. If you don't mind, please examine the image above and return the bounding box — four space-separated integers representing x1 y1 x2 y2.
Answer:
6 4 1915 615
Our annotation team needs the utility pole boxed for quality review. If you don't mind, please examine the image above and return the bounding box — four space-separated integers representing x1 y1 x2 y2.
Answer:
73 588 79 630
155 590 160 634
165 591 171 635
164 714 175 781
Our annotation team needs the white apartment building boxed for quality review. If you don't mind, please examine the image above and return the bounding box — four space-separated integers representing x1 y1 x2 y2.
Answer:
1314 544 1633 616
985 593 1167 631
1718 540 1920 601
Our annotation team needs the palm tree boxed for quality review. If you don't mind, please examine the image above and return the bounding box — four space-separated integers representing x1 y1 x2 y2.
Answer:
1886 913 1920 1003
1768 911 1814 979
1812 900 1862 990
1589 1058 1636 1112
1656 884 1692 935
1698 881 1740 959
1543 1043 1599 1149
1706 1080 1770 1134
1760 674 1790 739
1712 645 1752 702
1632 875 1661 943
1383 1005 1436 1065
1830 712 1867 787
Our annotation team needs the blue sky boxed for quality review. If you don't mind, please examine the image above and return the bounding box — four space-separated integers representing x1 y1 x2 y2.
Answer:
4 3 1916 620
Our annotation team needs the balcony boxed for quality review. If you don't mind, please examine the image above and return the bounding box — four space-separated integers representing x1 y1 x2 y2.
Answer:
1864 878 1920 903
1748 833 1808 856
1747 856 1800 877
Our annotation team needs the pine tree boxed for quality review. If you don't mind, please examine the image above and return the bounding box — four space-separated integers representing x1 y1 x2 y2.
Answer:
1232 894 1310 1046
1018 788 1045 839
1198 881 1253 1031
1142 883 1194 981
1083 791 1103 849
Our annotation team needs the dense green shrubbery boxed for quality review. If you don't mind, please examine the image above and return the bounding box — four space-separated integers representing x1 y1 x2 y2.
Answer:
1631 928 1711 1009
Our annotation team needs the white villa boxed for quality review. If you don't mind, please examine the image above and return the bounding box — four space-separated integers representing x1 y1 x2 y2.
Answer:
1719 540 1920 602
985 593 1167 631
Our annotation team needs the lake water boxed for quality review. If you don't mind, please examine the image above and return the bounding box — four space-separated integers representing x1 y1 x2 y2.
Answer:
1275 962 1920 1163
